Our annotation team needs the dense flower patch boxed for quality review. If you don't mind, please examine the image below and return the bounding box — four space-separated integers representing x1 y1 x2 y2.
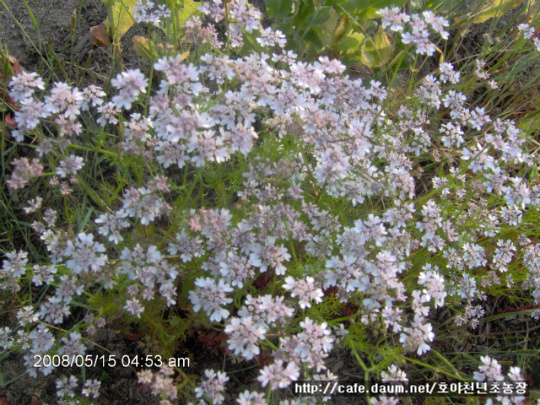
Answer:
2 1 540 404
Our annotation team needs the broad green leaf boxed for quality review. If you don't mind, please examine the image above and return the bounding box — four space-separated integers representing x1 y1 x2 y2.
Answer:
103 0 138 44
472 0 523 23
360 26 393 68
303 5 332 29
340 0 407 17
304 29 324 49
238 29 267 57
263 0 294 20
296 5 332 51
275 15 297 35
361 3 406 19
310 7 340 49
341 51 364 65
334 31 366 53
177 0 200 26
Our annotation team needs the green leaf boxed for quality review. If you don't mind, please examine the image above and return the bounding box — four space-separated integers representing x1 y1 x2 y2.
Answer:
238 29 267 57
303 5 332 30
472 0 523 23
177 0 200 26
310 7 340 49
334 31 366 52
103 0 138 43
304 29 325 49
340 0 407 18
275 15 297 35
78 206 94 233
264 0 294 20
512 349 540 355
360 25 393 68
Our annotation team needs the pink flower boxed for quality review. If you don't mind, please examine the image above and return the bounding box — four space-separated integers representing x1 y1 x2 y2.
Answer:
473 356 505 382
399 315 435 356
111 69 148 110
9 71 45 102
195 369 229 404
225 316 266 360
257 360 299 390
124 298 144 318
189 277 233 322
64 233 107 274
282 276 323 309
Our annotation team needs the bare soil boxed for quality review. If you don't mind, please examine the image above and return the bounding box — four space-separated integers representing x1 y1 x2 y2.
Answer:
0 0 151 86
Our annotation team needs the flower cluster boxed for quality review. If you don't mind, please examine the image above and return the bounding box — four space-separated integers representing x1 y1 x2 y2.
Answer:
133 0 171 25
379 7 449 55
189 277 233 322
6 157 43 190
282 276 323 309
224 316 266 360
138 365 178 404
473 356 526 405
519 23 540 51
193 369 229 404
3 2 539 404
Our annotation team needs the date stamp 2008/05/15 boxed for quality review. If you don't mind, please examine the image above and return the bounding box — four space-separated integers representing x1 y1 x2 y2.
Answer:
33 354 190 369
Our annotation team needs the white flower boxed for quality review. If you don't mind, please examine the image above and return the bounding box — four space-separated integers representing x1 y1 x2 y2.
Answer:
9 71 45 102
258 360 299 390
399 315 435 356
282 276 323 309
473 356 505 382
225 316 266 360
195 369 229 404
125 298 144 318
189 277 233 322
518 23 535 39
2 250 28 278
507 366 523 382
64 233 107 274
55 155 84 178
417 266 446 308
111 69 148 110
237 390 266 405
82 379 101 399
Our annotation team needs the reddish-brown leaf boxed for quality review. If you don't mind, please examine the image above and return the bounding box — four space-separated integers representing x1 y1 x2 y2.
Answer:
123 332 142 341
89 24 111 46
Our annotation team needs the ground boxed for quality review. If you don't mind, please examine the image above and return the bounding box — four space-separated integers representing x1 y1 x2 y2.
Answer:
0 0 150 87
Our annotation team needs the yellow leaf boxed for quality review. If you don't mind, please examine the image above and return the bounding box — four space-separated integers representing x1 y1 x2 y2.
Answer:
103 0 138 43
179 49 190 62
472 0 524 24
526 0 540 24
177 0 200 26
360 26 393 68
132 36 154 60
334 15 349 44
